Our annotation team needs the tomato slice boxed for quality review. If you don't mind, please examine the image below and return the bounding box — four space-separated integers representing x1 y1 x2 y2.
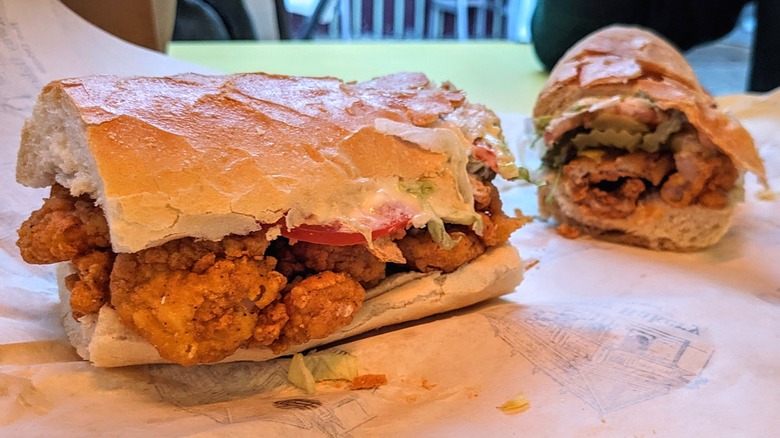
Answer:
472 141 499 172
280 204 414 246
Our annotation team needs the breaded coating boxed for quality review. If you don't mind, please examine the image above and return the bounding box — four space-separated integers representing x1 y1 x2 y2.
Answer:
271 271 365 353
351 374 388 390
276 240 386 285
110 233 287 366
398 227 486 273
251 301 289 347
477 184 525 247
66 250 114 319
16 184 110 264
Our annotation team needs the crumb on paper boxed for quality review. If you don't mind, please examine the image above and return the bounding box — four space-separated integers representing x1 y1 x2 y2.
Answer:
523 258 540 271
419 378 437 390
465 386 480 399
556 223 580 239
497 393 531 415
513 209 534 226
757 188 777 201
350 374 387 390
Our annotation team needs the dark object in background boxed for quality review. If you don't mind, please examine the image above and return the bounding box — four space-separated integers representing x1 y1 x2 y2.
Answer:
173 0 256 40
173 0 290 40
530 0 779 92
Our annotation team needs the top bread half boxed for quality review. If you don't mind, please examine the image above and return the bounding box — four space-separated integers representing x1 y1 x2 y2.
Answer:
17 72 509 253
534 25 766 183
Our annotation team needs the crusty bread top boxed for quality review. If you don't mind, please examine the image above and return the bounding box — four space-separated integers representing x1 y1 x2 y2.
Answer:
533 25 766 184
17 72 487 253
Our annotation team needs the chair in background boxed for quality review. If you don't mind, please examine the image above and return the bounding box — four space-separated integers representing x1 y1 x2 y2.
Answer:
427 0 505 40
300 0 428 39
427 0 535 40
295 0 535 40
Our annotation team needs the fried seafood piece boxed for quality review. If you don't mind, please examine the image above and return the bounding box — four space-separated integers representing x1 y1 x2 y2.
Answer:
398 227 486 273
16 184 110 264
270 271 365 353
561 151 675 219
477 183 526 247
66 250 114 319
251 301 289 347
110 233 287 366
275 240 387 285
660 149 738 209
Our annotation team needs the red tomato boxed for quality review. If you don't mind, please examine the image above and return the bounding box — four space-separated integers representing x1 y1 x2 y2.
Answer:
280 203 414 246
472 142 499 172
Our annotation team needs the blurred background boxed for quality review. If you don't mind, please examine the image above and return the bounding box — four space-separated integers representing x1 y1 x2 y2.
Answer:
60 0 758 95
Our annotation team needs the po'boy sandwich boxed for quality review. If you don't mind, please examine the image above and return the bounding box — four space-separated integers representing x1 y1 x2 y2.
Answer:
15 72 525 367
534 25 766 251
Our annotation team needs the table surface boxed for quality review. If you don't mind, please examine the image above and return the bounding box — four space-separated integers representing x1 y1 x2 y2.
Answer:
167 41 548 115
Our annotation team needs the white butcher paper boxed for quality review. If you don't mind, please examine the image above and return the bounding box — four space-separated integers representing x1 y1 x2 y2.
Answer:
0 1 778 436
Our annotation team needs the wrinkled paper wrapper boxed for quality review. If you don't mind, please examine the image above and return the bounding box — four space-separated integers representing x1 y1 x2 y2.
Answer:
1 1 778 436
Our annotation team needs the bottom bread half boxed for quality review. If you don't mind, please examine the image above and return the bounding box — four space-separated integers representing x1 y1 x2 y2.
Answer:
538 182 739 251
58 243 523 367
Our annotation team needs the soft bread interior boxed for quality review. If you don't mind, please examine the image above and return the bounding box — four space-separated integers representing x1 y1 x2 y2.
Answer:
58 243 523 367
17 84 103 197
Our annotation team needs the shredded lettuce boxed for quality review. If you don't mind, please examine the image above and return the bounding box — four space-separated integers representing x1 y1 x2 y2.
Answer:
426 218 461 250
534 116 552 133
288 353 317 394
287 351 359 394
304 351 358 381
399 179 436 198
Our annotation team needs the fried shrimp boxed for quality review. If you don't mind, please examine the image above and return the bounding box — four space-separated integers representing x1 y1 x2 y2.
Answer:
477 183 526 247
66 250 114 319
276 240 387 285
110 234 287 365
16 184 110 264
398 227 486 273
271 271 365 353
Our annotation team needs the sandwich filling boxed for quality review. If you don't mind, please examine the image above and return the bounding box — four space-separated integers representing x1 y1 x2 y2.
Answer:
17 117 524 367
536 94 739 219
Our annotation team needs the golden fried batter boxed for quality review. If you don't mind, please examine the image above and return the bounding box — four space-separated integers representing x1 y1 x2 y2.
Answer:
271 271 365 353
351 374 388 390
17 184 110 264
477 183 525 247
251 301 289 347
110 234 287 365
398 227 486 273
276 240 386 285
66 250 114 319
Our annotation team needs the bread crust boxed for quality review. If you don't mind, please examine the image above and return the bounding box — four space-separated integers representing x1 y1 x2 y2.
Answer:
17 72 476 253
538 183 737 251
58 243 523 367
534 25 766 183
